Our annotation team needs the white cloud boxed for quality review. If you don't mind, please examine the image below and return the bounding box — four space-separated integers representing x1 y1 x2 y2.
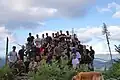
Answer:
112 11 120 18
0 25 16 57
0 25 15 43
1 25 120 57
0 0 95 29
32 25 120 54
97 2 120 18
96 7 111 13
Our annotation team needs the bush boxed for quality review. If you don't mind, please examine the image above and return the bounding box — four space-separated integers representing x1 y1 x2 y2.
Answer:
0 65 14 80
103 61 120 80
29 59 89 80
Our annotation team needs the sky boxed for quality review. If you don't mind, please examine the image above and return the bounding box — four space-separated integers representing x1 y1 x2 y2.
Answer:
0 0 120 57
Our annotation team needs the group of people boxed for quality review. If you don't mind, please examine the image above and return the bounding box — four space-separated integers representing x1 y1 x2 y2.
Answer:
7 30 95 73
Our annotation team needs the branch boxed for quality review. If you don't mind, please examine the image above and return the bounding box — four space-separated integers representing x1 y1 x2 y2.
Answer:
114 45 120 53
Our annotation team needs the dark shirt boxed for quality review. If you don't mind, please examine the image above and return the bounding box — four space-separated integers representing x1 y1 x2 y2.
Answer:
18 49 25 60
90 49 95 59
78 44 83 55
86 49 89 54
46 36 52 43
47 53 53 61
27 36 34 43
59 34 66 42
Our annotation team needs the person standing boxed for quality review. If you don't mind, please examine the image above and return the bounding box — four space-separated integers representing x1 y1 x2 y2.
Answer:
27 33 34 46
45 33 52 44
41 34 46 46
18 45 25 61
8 46 18 68
35 34 41 48
89 46 95 71
35 34 41 55
72 54 79 69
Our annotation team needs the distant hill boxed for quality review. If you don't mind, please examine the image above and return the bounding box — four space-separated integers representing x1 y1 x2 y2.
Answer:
93 59 116 71
0 54 120 69
93 53 120 71
0 58 5 68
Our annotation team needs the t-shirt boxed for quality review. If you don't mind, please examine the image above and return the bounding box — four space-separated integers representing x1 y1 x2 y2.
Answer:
35 38 41 48
66 35 71 41
41 38 46 45
78 44 83 55
27 36 34 43
59 34 66 42
46 36 52 43
76 52 81 59
72 58 79 69
18 49 25 60
90 49 95 59
8 51 17 63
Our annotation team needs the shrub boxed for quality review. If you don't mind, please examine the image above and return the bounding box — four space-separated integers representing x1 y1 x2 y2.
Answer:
103 61 120 80
29 59 89 80
0 65 14 80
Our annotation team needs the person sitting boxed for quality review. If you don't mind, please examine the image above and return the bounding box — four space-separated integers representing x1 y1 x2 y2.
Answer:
29 58 37 72
72 54 79 69
16 60 25 75
76 50 81 62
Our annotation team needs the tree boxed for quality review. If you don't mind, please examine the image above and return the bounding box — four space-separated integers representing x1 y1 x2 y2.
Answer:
103 44 120 79
102 23 113 64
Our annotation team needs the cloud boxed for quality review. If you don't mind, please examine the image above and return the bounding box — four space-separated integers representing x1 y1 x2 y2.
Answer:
32 25 120 54
96 7 111 13
97 2 120 18
112 11 120 18
35 25 120 43
0 25 15 43
0 25 16 57
1 24 120 57
0 0 95 29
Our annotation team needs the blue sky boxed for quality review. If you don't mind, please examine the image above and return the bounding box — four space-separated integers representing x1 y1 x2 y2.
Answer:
0 0 120 57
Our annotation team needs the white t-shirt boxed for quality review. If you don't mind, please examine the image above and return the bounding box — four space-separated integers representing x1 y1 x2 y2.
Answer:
72 58 79 69
8 51 17 63
35 38 41 48
66 35 71 41
76 52 81 59
41 38 45 45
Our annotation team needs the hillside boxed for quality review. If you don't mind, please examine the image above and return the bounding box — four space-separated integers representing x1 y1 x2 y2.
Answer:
0 58 5 68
